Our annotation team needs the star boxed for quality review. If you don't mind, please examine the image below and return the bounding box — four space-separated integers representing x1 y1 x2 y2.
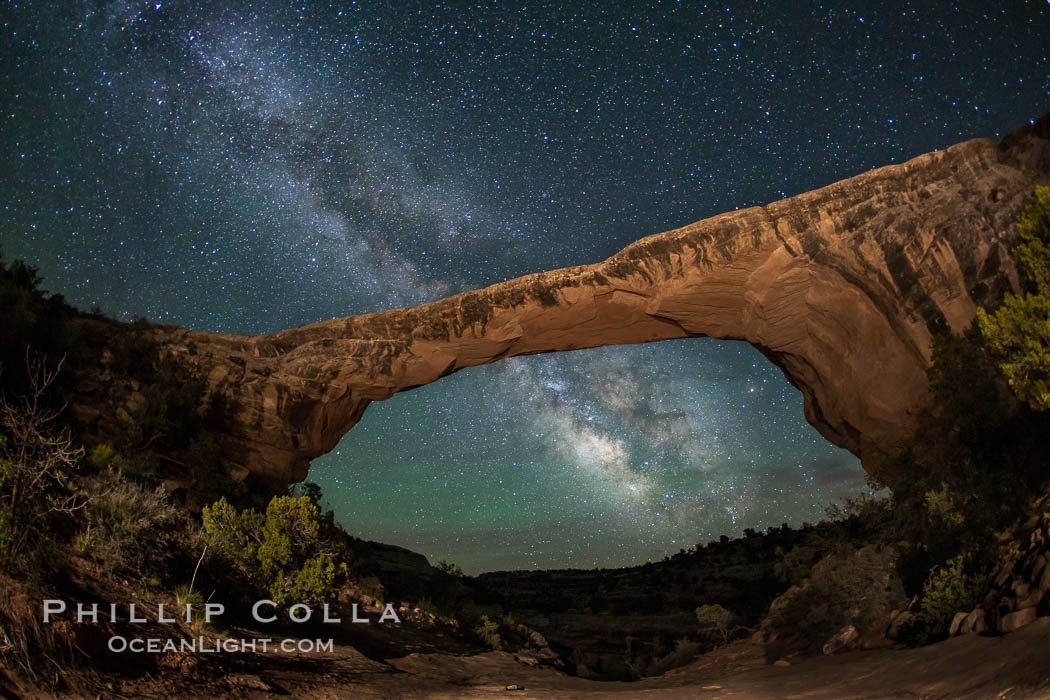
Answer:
2 1 1048 573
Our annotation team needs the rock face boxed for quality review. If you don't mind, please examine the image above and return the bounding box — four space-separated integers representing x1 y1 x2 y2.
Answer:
153 113 1050 487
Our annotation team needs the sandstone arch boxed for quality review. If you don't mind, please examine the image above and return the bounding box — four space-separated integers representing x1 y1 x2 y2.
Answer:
156 113 1050 487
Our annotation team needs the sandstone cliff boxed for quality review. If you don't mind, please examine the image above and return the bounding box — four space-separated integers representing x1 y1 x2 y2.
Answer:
148 113 1050 487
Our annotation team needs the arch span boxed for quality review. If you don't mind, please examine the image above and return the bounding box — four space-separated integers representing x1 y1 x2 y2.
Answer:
158 114 1050 486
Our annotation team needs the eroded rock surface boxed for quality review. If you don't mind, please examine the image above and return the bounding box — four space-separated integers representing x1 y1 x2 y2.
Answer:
151 113 1050 487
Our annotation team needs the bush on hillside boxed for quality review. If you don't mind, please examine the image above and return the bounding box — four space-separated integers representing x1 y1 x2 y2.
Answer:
202 494 349 609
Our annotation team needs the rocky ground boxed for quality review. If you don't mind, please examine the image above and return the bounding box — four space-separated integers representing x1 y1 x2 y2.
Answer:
7 617 1050 698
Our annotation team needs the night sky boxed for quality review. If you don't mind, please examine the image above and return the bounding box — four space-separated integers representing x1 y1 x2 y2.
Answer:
2 2 1048 574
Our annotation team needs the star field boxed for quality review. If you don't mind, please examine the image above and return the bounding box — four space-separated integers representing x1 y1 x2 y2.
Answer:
2 1 1048 573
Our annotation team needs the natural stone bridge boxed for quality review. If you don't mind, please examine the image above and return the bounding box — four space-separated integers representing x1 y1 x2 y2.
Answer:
154 113 1049 487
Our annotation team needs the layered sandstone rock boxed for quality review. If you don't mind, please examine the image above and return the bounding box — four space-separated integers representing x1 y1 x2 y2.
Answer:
151 113 1050 487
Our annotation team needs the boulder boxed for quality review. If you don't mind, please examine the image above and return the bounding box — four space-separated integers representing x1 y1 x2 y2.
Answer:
125 390 149 417
948 612 969 637
1011 581 1030 600
859 607 899 649
963 608 986 635
998 607 1038 634
1030 554 1047 585
886 610 915 641
1016 587 1045 610
1039 560 1050 592
822 625 859 655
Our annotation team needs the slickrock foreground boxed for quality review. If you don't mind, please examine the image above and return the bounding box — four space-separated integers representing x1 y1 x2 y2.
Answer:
148 114 1049 486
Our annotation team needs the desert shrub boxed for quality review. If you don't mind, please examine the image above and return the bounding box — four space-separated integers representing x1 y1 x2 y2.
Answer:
0 357 85 573
87 443 115 471
257 495 321 577
200 496 264 578
1012 185 1050 293
825 545 907 632
921 483 965 528
979 293 1050 410
88 442 157 485
280 554 345 608
174 584 209 634
474 614 502 650
886 316 1050 589
202 494 348 610
79 468 189 581
913 555 986 644
761 545 906 658
823 484 895 542
979 185 1050 410
761 582 830 658
104 320 157 380
695 603 734 645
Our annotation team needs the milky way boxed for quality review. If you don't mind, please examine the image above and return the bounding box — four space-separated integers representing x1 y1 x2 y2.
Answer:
2 1 1047 573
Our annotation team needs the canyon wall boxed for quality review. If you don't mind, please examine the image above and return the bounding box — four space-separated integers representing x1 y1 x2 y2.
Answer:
153 113 1050 487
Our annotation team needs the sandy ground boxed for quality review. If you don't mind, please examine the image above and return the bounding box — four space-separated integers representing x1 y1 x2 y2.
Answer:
6 618 1050 698
325 618 1050 699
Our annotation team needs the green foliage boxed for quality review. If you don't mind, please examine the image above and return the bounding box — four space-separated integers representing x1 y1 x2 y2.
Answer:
85 442 156 487
201 496 264 578
257 495 320 578
876 319 1050 631
695 603 734 645
884 318 1050 588
914 555 985 644
0 254 233 507
824 481 894 525
922 483 964 529
824 545 907 632
174 584 209 633
278 554 342 609
202 493 347 609
474 614 502 650
978 185 1050 411
878 189 1050 601
978 293 1050 410
1012 184 1050 294
87 443 115 470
